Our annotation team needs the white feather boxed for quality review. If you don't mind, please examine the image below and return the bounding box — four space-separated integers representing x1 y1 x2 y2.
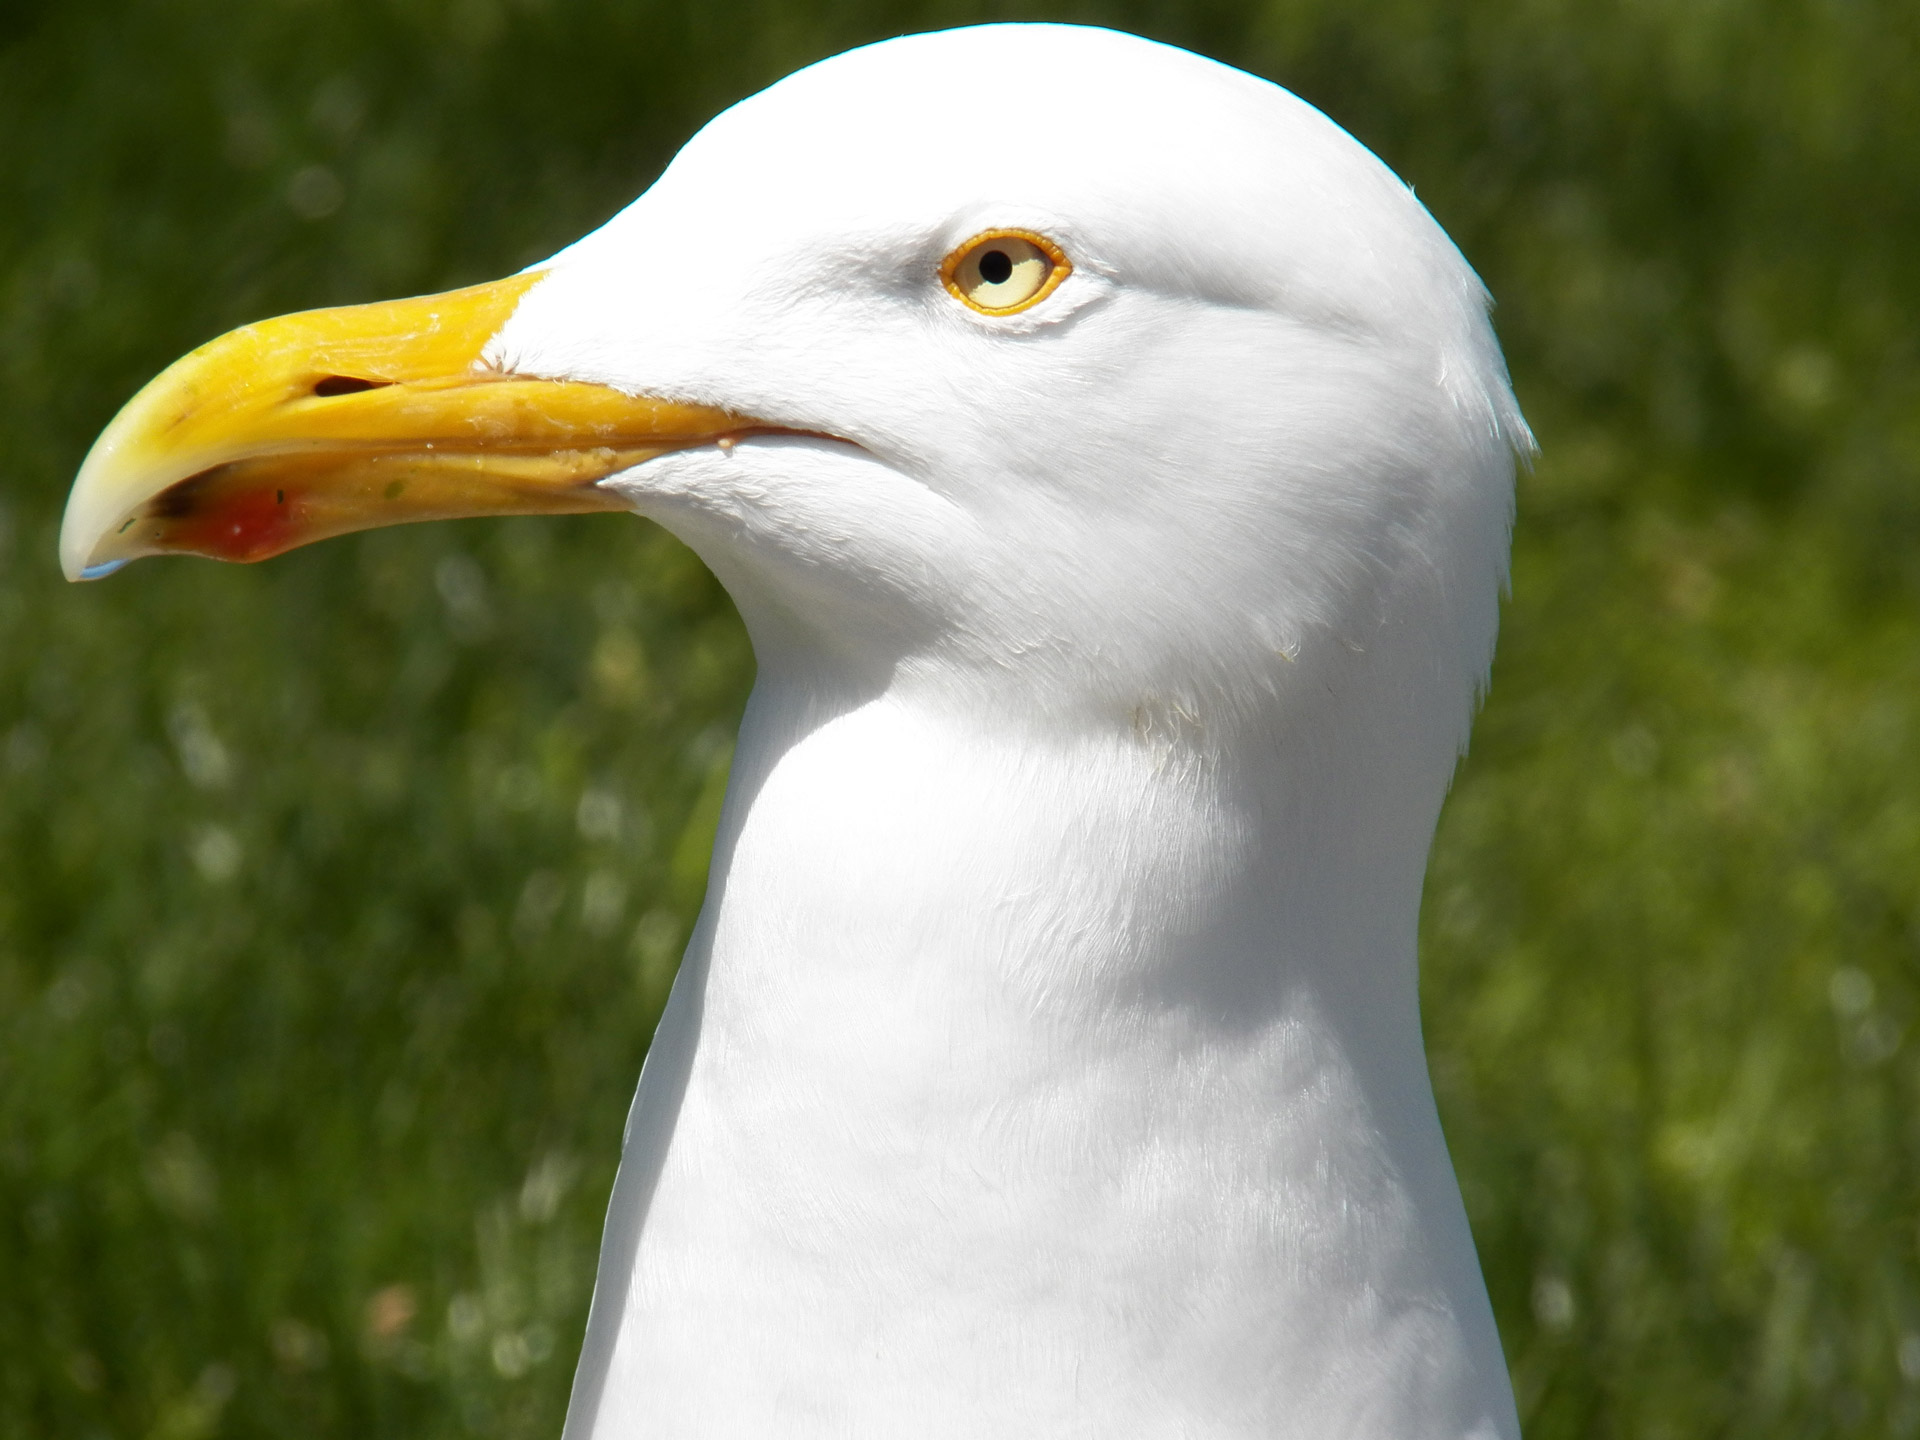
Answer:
493 23 1531 1437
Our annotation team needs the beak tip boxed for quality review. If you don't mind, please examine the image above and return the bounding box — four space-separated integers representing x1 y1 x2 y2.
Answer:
58 486 113 582
58 525 95 584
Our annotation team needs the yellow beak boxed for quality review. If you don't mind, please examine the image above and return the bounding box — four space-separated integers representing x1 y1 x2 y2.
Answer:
60 271 751 581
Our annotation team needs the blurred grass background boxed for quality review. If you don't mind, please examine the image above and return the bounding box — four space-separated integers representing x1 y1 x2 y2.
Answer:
1 0 1915 1435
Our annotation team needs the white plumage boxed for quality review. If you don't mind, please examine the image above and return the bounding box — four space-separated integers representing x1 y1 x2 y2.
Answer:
62 21 1533 1437
502 25 1530 1438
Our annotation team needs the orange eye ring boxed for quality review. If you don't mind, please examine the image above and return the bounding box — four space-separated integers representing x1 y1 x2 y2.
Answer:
940 230 1072 316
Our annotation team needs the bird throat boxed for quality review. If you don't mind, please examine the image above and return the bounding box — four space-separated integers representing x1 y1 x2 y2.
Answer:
561 685 1517 1438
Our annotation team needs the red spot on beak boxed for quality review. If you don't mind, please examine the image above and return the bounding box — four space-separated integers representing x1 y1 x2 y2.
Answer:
172 484 300 563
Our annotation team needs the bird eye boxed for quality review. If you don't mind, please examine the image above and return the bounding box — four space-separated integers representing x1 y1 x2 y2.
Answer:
941 231 1070 315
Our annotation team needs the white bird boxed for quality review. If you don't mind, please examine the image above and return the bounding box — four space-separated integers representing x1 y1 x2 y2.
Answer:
63 23 1532 1438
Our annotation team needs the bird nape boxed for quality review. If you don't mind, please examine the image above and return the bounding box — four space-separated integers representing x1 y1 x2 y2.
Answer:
63 23 1531 1440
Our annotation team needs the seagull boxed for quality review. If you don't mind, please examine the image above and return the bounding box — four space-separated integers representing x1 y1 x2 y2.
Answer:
63 23 1532 1438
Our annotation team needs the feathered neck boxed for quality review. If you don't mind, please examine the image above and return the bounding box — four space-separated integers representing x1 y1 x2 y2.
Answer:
561 662 1517 1439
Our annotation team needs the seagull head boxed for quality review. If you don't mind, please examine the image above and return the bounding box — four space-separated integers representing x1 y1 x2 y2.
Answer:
63 23 1528 756
60 36 1535 1422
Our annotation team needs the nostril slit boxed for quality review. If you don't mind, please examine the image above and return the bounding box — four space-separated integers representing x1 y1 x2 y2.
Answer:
313 375 390 397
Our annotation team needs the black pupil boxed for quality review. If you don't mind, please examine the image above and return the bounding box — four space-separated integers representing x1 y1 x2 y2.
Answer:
978 249 1014 285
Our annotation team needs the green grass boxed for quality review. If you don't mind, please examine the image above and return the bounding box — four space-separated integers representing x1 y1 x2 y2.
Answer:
2 1 1916 1436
